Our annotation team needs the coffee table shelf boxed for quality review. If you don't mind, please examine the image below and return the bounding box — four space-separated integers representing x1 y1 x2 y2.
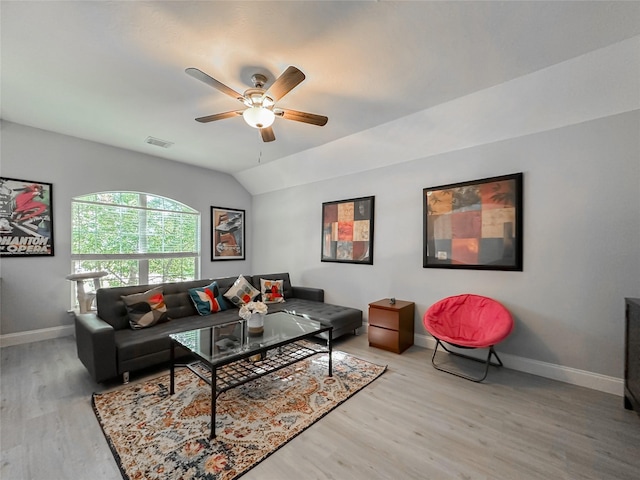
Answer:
187 341 325 393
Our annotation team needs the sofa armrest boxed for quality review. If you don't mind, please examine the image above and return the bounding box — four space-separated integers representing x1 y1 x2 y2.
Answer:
74 312 118 383
291 286 324 302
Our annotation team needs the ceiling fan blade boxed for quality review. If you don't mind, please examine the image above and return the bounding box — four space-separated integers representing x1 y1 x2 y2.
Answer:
265 66 305 102
185 68 245 103
195 110 244 123
260 126 276 142
277 108 328 126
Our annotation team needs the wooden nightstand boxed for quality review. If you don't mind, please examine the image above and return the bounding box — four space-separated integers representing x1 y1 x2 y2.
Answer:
368 299 415 354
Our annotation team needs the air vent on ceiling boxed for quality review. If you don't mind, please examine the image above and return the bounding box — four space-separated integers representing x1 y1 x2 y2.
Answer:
145 136 174 148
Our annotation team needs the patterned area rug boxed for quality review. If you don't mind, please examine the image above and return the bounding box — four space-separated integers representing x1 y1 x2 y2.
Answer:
92 350 386 480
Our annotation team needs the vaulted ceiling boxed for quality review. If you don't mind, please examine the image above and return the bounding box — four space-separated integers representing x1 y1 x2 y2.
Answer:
2 1 639 182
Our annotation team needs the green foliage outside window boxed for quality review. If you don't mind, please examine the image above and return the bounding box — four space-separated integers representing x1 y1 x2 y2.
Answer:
71 192 200 288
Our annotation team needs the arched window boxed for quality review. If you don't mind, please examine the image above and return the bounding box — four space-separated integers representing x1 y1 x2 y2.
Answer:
71 192 200 288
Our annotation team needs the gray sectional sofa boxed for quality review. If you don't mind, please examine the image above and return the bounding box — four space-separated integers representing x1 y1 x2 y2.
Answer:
73 272 362 383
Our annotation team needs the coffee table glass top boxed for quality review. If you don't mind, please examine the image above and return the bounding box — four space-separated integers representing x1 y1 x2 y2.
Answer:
169 311 328 365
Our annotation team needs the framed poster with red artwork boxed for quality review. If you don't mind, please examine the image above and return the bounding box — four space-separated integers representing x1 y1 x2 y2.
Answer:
321 196 374 265
423 173 523 271
0 177 54 257
211 206 245 261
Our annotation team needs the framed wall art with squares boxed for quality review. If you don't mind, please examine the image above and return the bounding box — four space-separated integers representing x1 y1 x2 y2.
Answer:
321 196 374 265
423 173 523 271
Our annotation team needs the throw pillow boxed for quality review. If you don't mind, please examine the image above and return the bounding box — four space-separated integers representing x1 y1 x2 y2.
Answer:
260 278 285 304
223 274 260 307
188 281 228 316
121 286 169 329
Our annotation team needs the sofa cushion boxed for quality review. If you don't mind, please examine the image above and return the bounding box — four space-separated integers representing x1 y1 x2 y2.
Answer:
121 287 169 329
97 279 214 330
260 278 285 304
114 310 241 363
224 274 260 306
268 298 362 333
188 281 228 315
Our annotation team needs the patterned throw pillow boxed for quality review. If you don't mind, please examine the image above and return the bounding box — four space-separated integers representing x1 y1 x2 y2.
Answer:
260 278 285 304
223 274 260 307
121 287 169 329
188 281 228 316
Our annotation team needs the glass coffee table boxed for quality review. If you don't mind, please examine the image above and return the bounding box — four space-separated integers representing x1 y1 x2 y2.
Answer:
169 311 333 438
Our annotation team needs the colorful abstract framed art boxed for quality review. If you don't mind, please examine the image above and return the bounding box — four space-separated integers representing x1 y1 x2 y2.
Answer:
321 196 374 265
0 177 54 257
423 173 523 271
211 206 245 261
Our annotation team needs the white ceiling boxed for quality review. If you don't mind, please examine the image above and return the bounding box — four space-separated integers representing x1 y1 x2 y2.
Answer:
2 1 639 179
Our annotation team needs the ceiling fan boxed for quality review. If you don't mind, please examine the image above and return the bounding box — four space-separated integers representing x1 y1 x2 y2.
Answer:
185 66 328 142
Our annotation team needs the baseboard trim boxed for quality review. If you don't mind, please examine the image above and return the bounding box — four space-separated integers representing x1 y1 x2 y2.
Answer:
0 325 75 347
413 333 623 397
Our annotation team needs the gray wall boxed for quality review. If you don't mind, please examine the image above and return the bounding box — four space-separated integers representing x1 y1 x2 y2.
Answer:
0 121 252 335
2 111 639 386
251 111 640 380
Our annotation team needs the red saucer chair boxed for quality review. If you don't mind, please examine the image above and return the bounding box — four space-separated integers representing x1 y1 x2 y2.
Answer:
423 294 514 382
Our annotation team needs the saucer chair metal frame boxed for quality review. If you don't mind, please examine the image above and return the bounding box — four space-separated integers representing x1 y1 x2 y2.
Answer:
423 294 514 382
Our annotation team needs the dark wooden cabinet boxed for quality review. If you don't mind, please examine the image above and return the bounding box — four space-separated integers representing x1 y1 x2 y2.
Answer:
368 299 415 354
624 298 640 415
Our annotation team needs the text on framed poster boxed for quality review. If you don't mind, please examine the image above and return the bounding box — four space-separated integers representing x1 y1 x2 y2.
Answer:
0 177 54 257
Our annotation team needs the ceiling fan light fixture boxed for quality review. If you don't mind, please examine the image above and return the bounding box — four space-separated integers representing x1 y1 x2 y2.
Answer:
242 106 275 129
186 66 327 142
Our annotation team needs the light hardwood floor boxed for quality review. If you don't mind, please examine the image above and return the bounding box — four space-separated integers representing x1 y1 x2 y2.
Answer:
2 333 639 479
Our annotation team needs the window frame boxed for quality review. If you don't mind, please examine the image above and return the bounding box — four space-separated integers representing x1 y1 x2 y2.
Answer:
70 191 201 293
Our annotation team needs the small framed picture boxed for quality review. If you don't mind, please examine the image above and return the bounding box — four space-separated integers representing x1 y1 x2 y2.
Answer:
423 173 523 271
211 206 245 261
0 177 54 257
321 196 374 265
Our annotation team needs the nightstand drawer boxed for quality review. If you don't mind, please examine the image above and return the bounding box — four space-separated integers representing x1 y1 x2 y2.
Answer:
369 308 399 330
368 325 401 353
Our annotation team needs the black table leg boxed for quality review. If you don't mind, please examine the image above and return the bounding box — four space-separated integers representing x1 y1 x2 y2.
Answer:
328 328 333 377
170 341 175 395
210 367 217 439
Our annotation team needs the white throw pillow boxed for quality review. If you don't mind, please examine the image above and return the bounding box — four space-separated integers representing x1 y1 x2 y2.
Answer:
223 275 260 307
